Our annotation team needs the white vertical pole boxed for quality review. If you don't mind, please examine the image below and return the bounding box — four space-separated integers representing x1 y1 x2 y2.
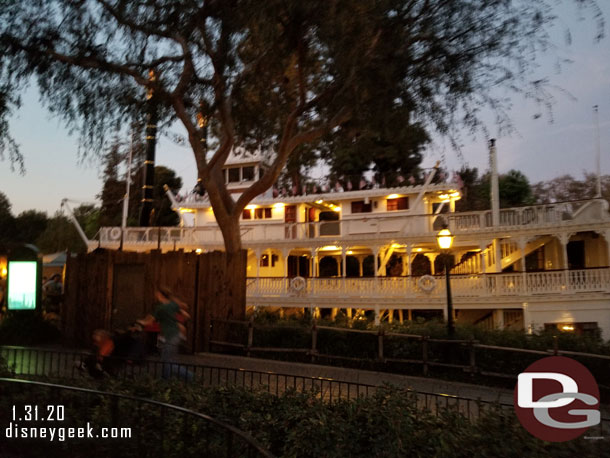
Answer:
594 105 602 198
490 139 500 226
121 129 134 230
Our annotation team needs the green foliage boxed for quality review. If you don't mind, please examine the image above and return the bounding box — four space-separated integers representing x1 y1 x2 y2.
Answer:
0 0 604 258
1 378 602 457
36 213 87 253
533 173 610 205
456 167 535 211
14 209 49 244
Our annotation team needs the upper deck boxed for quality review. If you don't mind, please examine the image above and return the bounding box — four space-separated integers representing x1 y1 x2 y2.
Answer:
95 189 610 252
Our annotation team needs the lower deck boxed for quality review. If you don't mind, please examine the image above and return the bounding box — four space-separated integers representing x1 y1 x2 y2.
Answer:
246 268 610 338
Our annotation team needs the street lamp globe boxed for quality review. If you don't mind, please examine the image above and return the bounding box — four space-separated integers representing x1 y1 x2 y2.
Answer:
437 228 454 250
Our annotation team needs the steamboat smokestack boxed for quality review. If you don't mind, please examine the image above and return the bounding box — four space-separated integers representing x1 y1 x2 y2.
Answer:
139 71 158 226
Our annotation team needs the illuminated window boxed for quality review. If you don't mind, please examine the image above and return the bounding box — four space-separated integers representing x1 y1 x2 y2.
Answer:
254 208 272 219
387 197 408 211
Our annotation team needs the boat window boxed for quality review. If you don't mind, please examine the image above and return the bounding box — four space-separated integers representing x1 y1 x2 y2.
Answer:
228 167 240 183
387 197 408 211
242 166 255 181
351 200 372 213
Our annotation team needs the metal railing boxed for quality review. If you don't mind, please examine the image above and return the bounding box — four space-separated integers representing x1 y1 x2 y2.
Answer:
0 377 274 458
1 347 608 438
0 345 373 403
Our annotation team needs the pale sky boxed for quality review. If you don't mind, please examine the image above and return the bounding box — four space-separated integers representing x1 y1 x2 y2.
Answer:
1 2 609 216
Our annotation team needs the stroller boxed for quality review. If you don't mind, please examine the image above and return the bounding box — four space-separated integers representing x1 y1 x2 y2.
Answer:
77 326 145 378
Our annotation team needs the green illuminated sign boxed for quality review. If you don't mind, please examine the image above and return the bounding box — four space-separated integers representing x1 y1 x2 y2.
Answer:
7 261 38 310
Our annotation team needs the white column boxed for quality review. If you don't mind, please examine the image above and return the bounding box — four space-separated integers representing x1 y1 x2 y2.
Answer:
558 233 571 269
254 248 262 279
494 239 502 273
373 246 380 278
282 248 290 278
490 139 500 226
519 237 527 293
425 253 438 275
357 255 364 277
406 248 413 276
493 309 505 330
603 230 610 267
341 247 347 278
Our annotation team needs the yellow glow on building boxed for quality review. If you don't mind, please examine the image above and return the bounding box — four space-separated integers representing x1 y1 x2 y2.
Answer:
195 248 203 254
273 203 285 208
245 204 258 210
179 208 195 213
387 194 400 199
561 324 575 332
315 199 324 204
346 250 353 255
321 245 339 251
415 248 422 252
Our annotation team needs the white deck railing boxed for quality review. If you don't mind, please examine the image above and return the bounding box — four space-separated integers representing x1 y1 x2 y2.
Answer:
246 268 610 300
98 199 608 247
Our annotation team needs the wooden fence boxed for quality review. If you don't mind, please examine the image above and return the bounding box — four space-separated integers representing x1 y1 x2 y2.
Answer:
62 249 247 351
210 318 610 400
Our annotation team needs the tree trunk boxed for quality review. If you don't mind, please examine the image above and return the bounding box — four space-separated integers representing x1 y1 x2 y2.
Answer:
215 213 247 321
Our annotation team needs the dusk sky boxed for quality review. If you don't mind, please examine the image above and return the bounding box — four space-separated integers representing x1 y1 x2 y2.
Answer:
1 2 609 216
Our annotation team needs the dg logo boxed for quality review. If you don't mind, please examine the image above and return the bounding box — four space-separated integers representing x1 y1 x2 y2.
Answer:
514 356 600 442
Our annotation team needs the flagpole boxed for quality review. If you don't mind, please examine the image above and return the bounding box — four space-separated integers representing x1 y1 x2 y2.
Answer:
594 105 602 198
121 128 134 230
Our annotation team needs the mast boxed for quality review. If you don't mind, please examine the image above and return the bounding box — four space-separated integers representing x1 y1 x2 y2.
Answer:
121 128 134 229
594 105 602 198
489 139 500 226
139 70 158 226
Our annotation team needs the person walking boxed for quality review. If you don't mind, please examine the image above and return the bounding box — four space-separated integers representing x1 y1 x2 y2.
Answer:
138 286 191 379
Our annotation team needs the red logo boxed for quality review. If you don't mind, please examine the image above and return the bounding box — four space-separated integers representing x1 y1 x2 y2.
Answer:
514 356 600 442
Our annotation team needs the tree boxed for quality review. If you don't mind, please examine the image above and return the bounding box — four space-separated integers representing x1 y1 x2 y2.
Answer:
499 169 534 208
533 173 610 204
73 204 101 239
0 192 17 249
36 213 87 254
14 210 48 244
1 0 603 317
456 168 535 211
130 165 183 226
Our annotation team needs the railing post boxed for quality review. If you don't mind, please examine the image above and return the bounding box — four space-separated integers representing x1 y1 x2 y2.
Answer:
377 327 384 362
246 316 254 357
311 320 318 363
553 335 558 356
469 339 477 377
422 336 429 376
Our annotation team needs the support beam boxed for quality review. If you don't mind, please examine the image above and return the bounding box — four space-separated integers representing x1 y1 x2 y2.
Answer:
377 245 396 276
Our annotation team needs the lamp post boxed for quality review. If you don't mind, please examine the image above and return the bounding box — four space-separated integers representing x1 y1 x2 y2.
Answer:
437 227 455 336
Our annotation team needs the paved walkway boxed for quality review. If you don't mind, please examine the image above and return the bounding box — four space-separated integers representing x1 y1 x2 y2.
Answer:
174 352 515 404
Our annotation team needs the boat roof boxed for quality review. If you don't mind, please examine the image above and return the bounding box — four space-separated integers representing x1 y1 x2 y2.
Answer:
176 182 460 209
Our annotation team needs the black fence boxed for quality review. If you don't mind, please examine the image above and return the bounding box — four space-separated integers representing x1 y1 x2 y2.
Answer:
0 377 274 458
209 319 610 401
1 345 608 439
